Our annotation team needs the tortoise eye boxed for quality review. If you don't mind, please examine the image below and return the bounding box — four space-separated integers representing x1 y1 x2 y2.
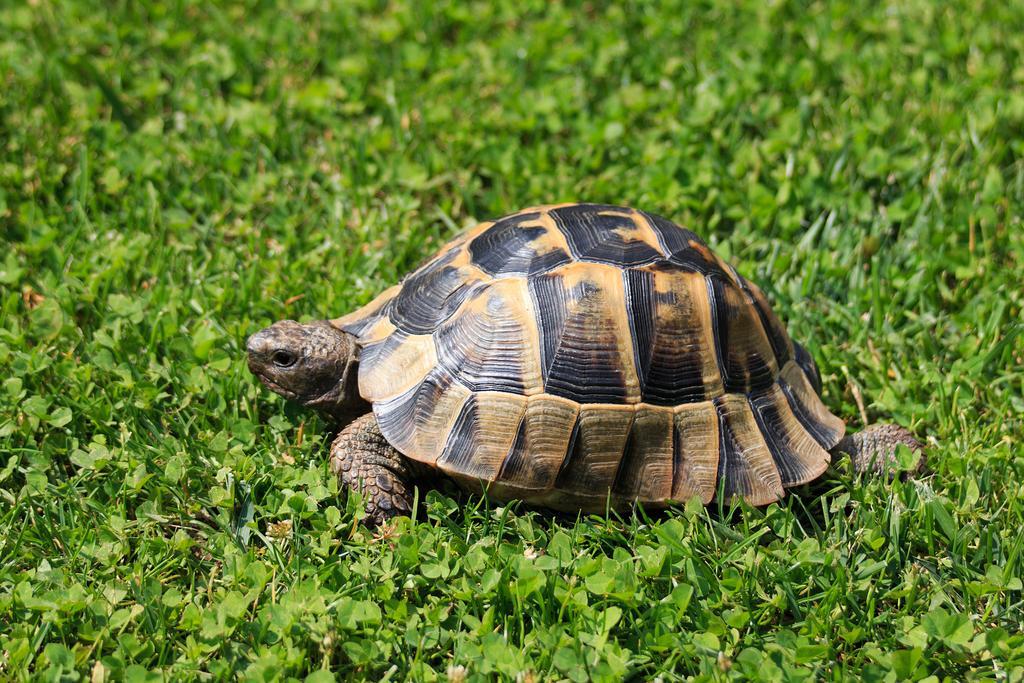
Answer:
272 350 297 368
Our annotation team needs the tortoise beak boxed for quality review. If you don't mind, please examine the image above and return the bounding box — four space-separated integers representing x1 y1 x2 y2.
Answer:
246 323 308 401
246 327 292 394
246 328 273 373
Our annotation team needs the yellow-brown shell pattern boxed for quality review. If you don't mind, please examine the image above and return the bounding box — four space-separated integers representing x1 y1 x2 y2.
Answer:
333 204 845 509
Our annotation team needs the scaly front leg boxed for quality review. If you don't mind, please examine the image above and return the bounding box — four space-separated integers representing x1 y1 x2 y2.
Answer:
330 413 416 527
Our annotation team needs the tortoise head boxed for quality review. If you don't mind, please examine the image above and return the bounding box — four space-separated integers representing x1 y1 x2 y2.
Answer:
246 320 367 422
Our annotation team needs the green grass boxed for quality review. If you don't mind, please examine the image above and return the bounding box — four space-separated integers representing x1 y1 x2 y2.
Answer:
1 0 1023 680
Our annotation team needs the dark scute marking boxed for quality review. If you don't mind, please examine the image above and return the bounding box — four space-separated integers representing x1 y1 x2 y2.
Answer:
554 416 582 485
540 277 629 404
705 276 728 390
641 210 704 251
641 210 717 272
675 249 720 273
748 391 806 486
671 422 683 496
714 397 746 500
793 342 822 395
707 273 776 393
357 333 404 379
550 204 662 266
390 249 480 335
637 270 708 406
739 276 792 365
339 301 392 338
667 248 719 273
469 212 571 276
606 413 671 499
373 378 416 441
434 287 528 394
496 417 530 481
623 269 656 397
611 419 643 495
528 273 569 386
439 395 479 472
375 369 453 448
778 377 841 450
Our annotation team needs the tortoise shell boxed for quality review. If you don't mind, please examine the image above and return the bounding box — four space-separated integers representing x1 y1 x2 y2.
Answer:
334 203 845 510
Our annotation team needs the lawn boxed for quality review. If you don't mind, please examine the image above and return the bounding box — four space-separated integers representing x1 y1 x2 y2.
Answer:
1 0 1023 680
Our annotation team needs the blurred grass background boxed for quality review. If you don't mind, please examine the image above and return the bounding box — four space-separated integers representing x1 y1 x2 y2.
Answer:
1 0 1022 680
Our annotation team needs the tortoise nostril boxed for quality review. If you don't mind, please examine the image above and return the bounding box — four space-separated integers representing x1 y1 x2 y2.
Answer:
272 350 297 368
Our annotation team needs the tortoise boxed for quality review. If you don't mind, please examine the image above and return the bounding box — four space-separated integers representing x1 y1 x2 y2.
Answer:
247 203 922 526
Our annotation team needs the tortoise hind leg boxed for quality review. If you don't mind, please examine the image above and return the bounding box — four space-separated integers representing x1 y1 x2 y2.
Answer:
830 423 925 476
330 413 416 527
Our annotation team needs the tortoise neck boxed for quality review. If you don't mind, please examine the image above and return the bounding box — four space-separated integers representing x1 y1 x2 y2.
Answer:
305 327 370 425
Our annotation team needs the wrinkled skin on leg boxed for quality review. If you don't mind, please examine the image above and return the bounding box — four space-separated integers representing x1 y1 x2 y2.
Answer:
830 423 925 476
330 413 420 527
